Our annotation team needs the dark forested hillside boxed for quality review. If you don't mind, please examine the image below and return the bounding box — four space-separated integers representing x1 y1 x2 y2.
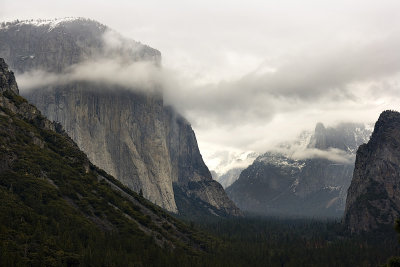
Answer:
0 58 215 266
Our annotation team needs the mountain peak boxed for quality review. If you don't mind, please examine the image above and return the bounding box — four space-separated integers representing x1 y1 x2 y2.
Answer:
373 110 400 135
315 122 326 133
313 122 327 149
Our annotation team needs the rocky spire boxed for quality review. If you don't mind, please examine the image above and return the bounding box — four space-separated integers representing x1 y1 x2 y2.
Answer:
0 58 19 94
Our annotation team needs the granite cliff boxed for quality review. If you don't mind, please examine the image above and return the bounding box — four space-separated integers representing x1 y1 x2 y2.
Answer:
344 110 400 233
0 18 240 217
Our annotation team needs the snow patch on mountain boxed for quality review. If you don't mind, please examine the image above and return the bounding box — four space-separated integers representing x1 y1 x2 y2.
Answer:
257 152 306 170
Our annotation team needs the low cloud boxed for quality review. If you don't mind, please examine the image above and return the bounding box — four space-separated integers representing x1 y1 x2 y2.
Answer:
17 28 163 92
17 58 163 92
15 32 400 165
170 34 400 162
206 150 259 175
291 147 355 164
167 32 400 128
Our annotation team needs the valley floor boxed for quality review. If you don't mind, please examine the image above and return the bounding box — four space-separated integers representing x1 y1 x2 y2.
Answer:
186 216 400 267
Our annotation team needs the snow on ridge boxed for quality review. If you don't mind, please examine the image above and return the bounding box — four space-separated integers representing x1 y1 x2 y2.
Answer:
260 122 373 164
257 152 305 170
1 17 98 31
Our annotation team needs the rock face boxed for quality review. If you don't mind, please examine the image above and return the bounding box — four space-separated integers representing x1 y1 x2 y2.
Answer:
0 59 19 94
0 18 240 217
227 123 372 217
344 111 400 232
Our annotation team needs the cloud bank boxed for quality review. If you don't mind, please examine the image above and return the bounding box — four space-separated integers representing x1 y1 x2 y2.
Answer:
292 148 355 164
7 0 400 170
15 29 400 166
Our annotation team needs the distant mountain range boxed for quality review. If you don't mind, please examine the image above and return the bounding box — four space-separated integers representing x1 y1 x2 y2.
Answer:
227 122 373 217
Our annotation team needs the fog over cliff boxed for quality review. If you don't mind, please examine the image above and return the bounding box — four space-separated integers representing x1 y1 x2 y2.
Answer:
3 0 400 172
15 28 164 91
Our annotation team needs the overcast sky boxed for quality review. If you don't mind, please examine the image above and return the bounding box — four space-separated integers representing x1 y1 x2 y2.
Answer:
2 0 400 173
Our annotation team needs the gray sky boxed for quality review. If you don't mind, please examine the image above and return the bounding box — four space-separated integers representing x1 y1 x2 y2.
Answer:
2 0 400 173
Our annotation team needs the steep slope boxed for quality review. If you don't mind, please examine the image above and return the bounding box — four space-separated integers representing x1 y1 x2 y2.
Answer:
0 18 240 217
227 123 372 217
344 110 400 233
0 58 216 265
